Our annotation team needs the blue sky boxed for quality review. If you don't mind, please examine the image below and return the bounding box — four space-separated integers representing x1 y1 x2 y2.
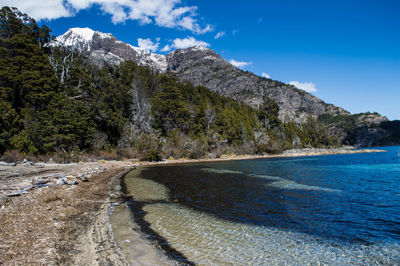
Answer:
3 0 399 120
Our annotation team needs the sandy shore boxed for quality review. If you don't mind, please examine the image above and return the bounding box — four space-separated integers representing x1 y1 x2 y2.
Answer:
0 147 386 265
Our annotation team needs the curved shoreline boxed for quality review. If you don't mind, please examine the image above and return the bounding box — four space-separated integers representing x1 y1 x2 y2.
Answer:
112 147 387 265
0 147 388 264
117 170 194 265
118 148 400 265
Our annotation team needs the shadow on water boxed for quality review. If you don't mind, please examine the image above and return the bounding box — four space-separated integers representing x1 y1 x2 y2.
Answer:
136 164 311 230
134 161 400 243
122 149 400 261
120 174 195 265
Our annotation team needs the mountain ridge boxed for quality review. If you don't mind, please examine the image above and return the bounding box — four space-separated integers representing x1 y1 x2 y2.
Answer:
51 27 354 124
51 27 167 71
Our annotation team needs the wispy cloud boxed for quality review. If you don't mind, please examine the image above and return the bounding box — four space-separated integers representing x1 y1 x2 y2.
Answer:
137 38 160 52
289 81 317 92
261 72 270 78
229 59 252 68
214 31 225 39
232 29 238 36
161 36 210 51
4 0 213 34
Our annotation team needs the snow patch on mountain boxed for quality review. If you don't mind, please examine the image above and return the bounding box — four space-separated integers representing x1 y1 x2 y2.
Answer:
190 45 210 52
54 27 96 52
52 27 167 71
204 55 219 60
66 27 95 42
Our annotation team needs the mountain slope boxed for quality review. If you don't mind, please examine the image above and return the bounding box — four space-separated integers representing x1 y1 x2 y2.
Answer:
52 28 351 124
51 27 167 71
166 46 349 123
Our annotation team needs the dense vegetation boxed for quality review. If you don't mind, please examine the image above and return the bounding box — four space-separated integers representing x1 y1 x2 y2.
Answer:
3 7 382 162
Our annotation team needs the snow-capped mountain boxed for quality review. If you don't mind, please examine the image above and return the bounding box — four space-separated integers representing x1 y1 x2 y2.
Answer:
51 27 167 71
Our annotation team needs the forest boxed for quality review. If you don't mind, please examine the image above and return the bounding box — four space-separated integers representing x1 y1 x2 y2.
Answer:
0 7 343 162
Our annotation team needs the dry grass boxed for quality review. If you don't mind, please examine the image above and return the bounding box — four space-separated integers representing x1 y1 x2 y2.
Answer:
0 167 125 265
0 148 138 164
0 150 27 163
40 191 62 204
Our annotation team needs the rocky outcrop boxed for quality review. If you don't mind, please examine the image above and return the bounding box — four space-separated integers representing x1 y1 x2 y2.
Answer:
355 113 388 127
344 113 395 147
346 126 390 147
166 46 349 123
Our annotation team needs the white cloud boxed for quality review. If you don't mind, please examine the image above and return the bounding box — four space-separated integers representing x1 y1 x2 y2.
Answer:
1 0 71 20
214 31 225 39
137 38 159 52
232 29 238 36
161 36 209 51
289 81 317 92
160 44 172 52
229 59 252 68
261 72 270 78
3 0 212 34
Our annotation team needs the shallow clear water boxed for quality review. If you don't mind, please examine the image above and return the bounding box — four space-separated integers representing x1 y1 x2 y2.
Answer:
124 146 400 265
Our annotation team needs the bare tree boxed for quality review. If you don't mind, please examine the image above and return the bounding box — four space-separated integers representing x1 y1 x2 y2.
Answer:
48 45 75 85
205 102 216 132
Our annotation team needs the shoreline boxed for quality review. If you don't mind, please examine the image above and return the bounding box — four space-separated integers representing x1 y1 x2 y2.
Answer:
0 146 387 264
137 147 386 166
0 161 132 265
112 146 387 265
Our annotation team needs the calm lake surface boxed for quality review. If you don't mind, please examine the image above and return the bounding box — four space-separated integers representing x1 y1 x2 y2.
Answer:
123 146 400 265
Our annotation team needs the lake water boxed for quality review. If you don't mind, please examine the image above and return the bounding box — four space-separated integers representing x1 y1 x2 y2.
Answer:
122 146 400 265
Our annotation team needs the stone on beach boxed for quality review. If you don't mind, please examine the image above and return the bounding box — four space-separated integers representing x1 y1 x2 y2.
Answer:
56 177 67 185
76 174 88 182
50 173 67 179
7 190 28 197
32 179 50 185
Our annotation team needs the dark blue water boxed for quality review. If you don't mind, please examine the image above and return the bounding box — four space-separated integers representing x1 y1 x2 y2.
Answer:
128 146 400 264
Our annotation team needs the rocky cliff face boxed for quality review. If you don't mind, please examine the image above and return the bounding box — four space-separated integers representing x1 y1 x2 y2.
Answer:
166 46 349 123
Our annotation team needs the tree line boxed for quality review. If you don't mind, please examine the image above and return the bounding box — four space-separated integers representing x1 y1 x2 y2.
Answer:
0 6 340 161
